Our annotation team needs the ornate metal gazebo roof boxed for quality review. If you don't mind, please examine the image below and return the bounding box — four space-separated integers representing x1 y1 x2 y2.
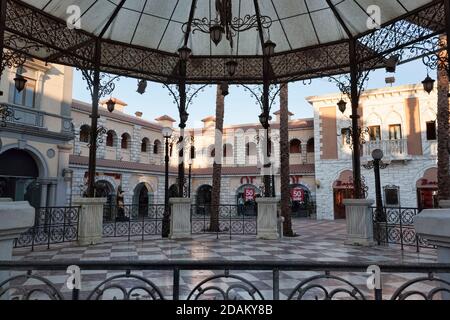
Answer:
2 0 446 83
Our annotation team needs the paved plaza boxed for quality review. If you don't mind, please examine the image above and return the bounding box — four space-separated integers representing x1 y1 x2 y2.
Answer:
10 219 439 300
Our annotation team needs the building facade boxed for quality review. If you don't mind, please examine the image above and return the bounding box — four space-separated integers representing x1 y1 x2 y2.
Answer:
70 100 316 218
0 62 443 220
309 84 440 220
0 60 74 207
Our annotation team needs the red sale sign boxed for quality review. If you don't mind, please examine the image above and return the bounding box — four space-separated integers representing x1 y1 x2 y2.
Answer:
244 188 256 201
291 187 304 202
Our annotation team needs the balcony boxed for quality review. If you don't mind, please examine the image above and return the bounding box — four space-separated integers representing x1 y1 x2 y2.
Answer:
363 139 409 161
1 103 44 128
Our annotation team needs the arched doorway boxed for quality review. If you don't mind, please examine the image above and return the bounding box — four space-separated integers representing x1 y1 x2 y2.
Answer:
133 182 154 217
0 148 41 207
236 184 261 216
333 170 354 219
95 180 116 220
416 168 438 211
196 184 212 215
289 184 311 217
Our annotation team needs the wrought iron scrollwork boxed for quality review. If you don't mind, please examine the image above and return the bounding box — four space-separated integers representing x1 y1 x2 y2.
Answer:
87 126 107 148
0 103 17 126
79 69 120 99
391 273 450 300
0 273 64 300
86 272 164 300
1 35 49 76
338 124 369 148
187 272 264 300
288 273 366 300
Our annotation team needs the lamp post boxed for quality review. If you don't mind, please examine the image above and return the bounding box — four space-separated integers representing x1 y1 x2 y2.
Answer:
363 149 389 222
162 126 173 238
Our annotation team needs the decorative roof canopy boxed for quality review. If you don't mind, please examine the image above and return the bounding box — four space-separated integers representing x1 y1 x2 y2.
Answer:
2 0 446 83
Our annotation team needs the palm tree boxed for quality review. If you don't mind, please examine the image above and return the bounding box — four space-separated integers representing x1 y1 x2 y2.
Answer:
437 36 450 202
279 83 295 236
210 84 226 231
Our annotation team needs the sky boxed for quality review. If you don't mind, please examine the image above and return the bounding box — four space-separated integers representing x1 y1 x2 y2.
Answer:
72 59 429 128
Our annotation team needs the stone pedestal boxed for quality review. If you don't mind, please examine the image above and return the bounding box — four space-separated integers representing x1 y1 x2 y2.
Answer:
343 199 375 246
169 198 192 240
73 197 106 246
256 198 279 240
414 209 450 300
0 201 35 297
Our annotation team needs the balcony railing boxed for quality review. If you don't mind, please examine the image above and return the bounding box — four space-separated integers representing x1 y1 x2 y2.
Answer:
363 139 408 160
1 103 44 128
0 261 449 300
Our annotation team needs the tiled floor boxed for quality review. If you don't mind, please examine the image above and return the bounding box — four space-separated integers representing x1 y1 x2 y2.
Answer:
9 218 443 300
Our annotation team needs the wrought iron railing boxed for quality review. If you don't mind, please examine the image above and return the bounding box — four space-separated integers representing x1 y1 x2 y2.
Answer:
14 207 80 251
0 261 449 300
191 205 257 239
371 207 433 251
102 204 165 241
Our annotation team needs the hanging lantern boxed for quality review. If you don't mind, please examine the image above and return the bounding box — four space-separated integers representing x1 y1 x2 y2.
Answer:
178 45 192 61
259 112 268 127
422 74 435 94
14 75 27 93
225 60 238 77
337 99 347 114
263 40 276 56
385 55 399 73
220 82 229 96
106 98 115 113
210 24 224 46
136 79 147 94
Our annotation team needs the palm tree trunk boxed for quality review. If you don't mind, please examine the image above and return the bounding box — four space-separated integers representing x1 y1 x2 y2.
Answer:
279 83 295 236
437 36 450 201
210 85 225 231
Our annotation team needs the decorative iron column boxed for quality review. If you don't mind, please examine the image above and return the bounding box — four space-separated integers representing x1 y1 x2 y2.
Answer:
0 0 6 78
349 39 363 199
162 135 171 238
86 40 101 198
177 60 187 197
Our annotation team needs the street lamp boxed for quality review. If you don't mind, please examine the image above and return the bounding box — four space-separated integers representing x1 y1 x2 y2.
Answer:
363 149 389 223
162 126 173 238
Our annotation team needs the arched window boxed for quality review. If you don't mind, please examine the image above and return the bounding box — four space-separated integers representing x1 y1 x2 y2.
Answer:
223 143 233 157
121 133 131 149
290 139 302 154
141 138 150 152
153 140 161 154
246 142 257 156
306 138 314 153
106 130 116 147
80 125 91 143
190 146 196 159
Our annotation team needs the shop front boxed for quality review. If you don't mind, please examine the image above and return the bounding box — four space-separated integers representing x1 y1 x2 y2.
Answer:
416 168 438 211
236 184 261 216
290 184 312 217
332 170 354 219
